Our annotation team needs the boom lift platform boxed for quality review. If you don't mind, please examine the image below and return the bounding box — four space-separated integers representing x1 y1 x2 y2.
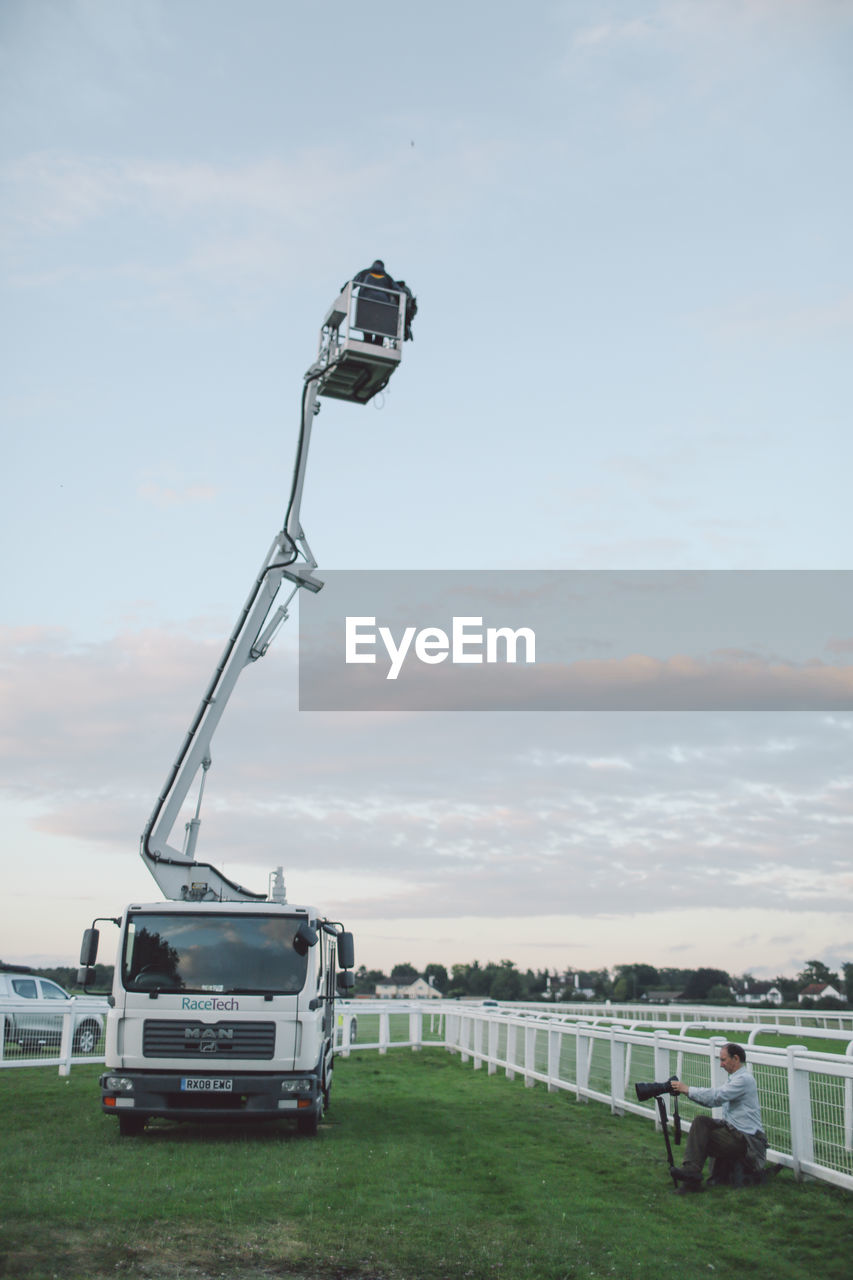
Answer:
140 274 409 903
310 277 406 404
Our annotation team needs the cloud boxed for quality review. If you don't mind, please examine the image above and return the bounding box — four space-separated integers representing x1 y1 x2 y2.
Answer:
697 290 853 346
3 626 853 927
1 137 516 302
572 18 656 51
570 0 843 54
302 650 853 712
0 624 222 788
559 0 849 143
2 151 382 232
137 481 217 509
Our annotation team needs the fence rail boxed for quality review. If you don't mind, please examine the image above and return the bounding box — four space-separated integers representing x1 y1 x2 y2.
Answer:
0 997 108 1075
336 1000 853 1194
488 1000 853 1031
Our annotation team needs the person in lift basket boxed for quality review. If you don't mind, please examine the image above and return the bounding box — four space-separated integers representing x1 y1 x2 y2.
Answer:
351 259 417 344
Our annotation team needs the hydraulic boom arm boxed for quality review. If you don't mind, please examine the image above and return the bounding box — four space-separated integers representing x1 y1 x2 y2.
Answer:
140 276 409 901
140 376 323 901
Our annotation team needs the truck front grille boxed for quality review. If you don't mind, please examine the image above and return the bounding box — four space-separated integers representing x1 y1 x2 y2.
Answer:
142 1020 275 1060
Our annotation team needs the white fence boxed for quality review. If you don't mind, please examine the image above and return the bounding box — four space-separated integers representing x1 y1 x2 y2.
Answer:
336 1000 853 1194
7 993 852 1193
503 1000 853 1032
0 997 108 1076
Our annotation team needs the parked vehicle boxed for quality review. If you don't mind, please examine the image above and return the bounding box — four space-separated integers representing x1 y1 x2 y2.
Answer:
0 971 106 1054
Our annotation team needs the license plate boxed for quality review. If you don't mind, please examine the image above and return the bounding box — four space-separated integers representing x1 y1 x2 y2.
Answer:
180 1077 233 1092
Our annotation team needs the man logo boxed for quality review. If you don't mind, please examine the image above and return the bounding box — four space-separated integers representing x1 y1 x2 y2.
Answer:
184 1025 235 1048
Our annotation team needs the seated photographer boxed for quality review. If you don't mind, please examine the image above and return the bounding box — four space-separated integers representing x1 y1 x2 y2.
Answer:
671 1043 767 1188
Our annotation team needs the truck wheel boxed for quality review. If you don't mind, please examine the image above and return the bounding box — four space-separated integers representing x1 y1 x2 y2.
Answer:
118 1114 146 1137
73 1021 100 1054
296 1109 319 1136
296 1091 323 1136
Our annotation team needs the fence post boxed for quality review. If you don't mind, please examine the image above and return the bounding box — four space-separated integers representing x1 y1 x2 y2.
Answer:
653 1030 671 1085
409 1009 423 1052
840 1044 845 1157
653 1031 671 1131
610 1026 625 1115
444 1010 459 1053
487 1017 498 1075
379 1010 390 1056
506 1021 517 1081
787 1044 814 1180
709 1037 727 1084
460 1014 471 1063
473 1016 484 1069
58 1005 74 1078
708 1037 728 1120
338 1012 353 1057
576 1024 591 1103
524 1025 536 1088
547 1027 561 1093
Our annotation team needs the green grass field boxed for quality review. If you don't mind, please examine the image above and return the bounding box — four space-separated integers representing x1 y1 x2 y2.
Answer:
0 1049 850 1280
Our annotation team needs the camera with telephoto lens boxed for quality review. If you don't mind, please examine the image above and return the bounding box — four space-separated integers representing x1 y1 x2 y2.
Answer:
634 1076 678 1102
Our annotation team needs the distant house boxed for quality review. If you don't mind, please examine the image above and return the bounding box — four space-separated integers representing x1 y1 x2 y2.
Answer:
375 977 442 1000
798 982 844 1004
560 973 596 1000
735 982 783 1007
404 977 442 999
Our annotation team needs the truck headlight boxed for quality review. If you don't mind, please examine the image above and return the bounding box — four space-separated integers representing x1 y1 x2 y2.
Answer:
104 1076 134 1092
280 1078 312 1096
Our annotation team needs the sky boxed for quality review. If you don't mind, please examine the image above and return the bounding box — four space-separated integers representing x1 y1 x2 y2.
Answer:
2 0 852 981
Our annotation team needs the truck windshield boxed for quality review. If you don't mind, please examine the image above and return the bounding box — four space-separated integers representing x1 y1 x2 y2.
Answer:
122 913 309 995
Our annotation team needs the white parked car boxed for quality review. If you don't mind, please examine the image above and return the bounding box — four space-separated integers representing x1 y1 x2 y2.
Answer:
0 971 106 1054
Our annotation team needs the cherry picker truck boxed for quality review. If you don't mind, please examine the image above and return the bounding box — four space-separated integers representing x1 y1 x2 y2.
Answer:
78 275 411 1136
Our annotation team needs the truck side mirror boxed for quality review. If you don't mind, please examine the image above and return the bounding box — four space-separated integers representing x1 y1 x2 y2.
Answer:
80 928 100 966
337 931 355 971
337 970 355 992
293 920 318 956
77 929 100 989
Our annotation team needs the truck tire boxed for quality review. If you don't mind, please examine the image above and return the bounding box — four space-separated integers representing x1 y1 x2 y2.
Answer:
118 1114 146 1137
296 1108 320 1136
296 1086 324 1136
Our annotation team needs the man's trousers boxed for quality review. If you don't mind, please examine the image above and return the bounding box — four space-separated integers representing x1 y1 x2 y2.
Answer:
683 1114 747 1172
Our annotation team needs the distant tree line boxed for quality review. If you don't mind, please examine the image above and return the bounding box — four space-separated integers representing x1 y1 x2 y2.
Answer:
3 956 852 1008
351 957 853 1007
0 961 114 992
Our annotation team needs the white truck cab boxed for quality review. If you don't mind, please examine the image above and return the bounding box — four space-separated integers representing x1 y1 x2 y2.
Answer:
88 902 353 1135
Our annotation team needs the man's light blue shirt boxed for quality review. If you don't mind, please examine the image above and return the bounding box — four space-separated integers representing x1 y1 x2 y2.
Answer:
687 1066 763 1135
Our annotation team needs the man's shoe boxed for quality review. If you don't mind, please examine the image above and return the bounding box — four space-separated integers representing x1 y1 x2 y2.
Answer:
671 1164 702 1186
